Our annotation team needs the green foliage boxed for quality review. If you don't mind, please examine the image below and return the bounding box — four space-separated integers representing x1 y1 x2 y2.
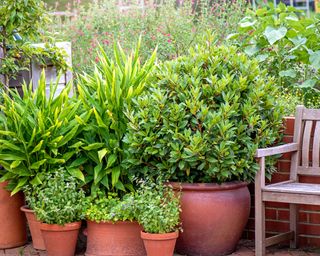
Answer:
228 3 320 108
48 0 247 74
135 181 181 234
85 192 137 223
27 169 86 225
0 73 83 194
74 40 156 194
124 38 284 183
0 0 67 87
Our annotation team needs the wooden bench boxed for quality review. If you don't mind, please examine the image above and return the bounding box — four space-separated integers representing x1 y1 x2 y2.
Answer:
255 105 320 256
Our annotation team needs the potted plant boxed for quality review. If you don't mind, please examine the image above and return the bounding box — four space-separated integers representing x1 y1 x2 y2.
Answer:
0 73 84 249
28 169 85 256
136 181 181 256
85 192 146 256
123 35 284 255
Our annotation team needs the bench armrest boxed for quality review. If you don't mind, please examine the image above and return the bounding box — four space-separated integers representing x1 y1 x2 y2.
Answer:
256 143 299 158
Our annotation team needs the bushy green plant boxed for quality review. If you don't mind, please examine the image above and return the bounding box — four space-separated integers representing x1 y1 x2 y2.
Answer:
73 40 156 194
27 169 86 225
135 181 181 234
85 192 136 223
0 73 84 194
124 38 284 183
48 0 247 74
228 3 320 108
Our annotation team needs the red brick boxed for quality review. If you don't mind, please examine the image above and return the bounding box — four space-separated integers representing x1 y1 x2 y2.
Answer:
309 212 320 224
299 223 320 236
246 218 255 229
281 152 293 160
282 136 294 144
300 176 320 184
283 117 295 135
299 211 309 223
278 209 289 221
270 172 290 183
266 220 289 233
299 235 320 247
300 205 320 212
266 202 289 209
277 161 291 173
265 208 277 220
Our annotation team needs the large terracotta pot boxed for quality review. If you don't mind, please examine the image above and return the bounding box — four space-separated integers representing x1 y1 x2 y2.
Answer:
171 181 250 256
141 231 178 256
0 181 27 248
20 206 45 250
86 220 146 256
40 221 81 256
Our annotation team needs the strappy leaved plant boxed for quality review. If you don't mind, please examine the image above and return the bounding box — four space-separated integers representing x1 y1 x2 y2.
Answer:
0 73 84 194
75 39 157 194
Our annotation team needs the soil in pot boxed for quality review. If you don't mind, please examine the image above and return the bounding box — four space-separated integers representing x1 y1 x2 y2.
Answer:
85 220 146 256
0 181 27 248
20 206 45 250
40 221 81 256
171 181 250 256
141 231 178 256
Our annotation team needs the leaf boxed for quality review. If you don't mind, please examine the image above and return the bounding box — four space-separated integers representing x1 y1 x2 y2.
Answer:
239 17 256 28
10 160 21 169
264 26 287 45
98 148 109 162
111 166 120 187
299 79 317 88
67 167 85 182
107 154 117 168
279 69 297 78
10 177 28 195
309 50 320 70
30 140 43 154
255 54 269 62
69 157 88 168
244 45 259 56
30 159 47 169
82 143 105 151
94 163 103 184
0 154 26 161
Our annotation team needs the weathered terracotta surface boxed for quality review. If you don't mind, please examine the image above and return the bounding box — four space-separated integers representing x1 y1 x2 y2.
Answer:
40 221 81 256
20 206 45 250
0 181 27 249
171 182 250 256
86 220 146 256
141 231 178 256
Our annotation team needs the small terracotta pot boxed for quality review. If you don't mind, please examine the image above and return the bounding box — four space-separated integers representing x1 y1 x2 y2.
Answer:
85 220 146 256
40 221 81 256
141 231 178 256
171 181 250 256
20 206 45 250
0 181 26 248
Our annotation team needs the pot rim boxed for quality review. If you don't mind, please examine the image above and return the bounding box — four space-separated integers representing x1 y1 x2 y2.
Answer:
168 181 248 191
20 205 34 213
141 230 179 240
86 220 139 225
40 221 81 232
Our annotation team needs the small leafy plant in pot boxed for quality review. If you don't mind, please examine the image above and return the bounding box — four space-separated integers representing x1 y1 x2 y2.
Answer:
85 192 146 256
136 181 181 256
124 33 285 256
29 169 86 256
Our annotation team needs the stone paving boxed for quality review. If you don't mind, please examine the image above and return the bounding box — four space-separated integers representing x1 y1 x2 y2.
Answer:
0 240 319 255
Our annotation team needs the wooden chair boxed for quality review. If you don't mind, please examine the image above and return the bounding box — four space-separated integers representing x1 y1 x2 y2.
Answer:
255 105 320 256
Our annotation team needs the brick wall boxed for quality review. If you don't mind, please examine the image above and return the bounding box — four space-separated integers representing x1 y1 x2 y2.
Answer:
243 117 320 247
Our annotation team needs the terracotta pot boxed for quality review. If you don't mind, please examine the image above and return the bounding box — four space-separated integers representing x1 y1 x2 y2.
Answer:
171 181 250 256
141 231 178 256
40 221 81 256
86 220 146 256
20 206 45 250
0 181 26 248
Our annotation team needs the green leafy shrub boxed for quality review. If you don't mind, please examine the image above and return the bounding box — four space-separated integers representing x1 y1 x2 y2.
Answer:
228 3 320 110
28 169 86 225
85 192 136 223
135 181 181 234
0 73 83 194
74 40 156 194
124 39 284 183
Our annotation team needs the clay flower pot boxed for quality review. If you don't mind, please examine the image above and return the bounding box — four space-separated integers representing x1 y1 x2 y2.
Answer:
20 206 45 250
171 181 250 256
85 220 146 256
0 181 26 248
141 231 178 256
40 221 81 256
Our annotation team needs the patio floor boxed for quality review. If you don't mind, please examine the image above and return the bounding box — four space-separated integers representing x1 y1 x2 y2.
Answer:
0 240 319 255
